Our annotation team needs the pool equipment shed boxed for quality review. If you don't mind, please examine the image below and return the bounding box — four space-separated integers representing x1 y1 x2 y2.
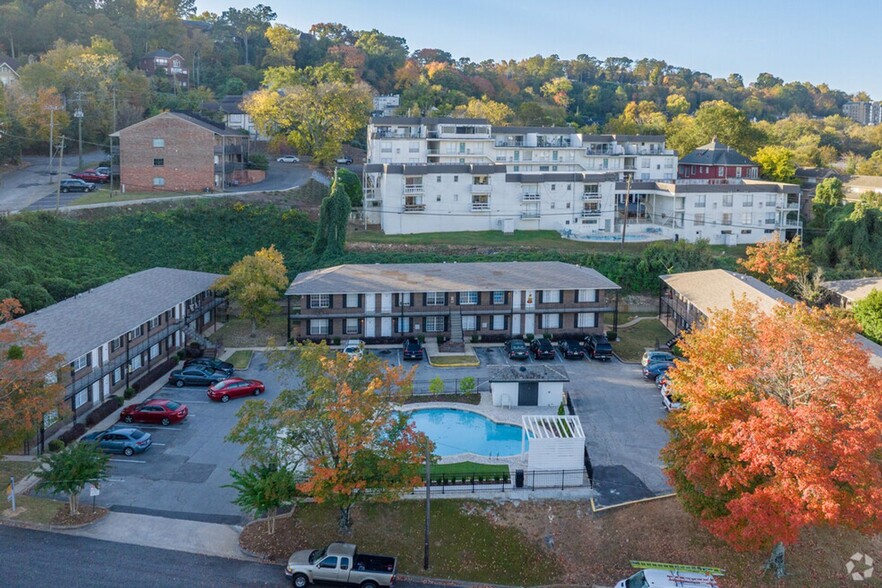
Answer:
522 415 586 486
490 365 568 407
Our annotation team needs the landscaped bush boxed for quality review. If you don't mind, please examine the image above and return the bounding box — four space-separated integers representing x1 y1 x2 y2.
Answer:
428 377 445 395
247 154 269 170
86 396 125 427
58 423 86 445
47 439 65 452
459 377 476 393
606 330 618 340
123 387 136 399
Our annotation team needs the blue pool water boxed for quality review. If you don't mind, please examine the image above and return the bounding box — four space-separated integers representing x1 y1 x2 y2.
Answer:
408 408 527 457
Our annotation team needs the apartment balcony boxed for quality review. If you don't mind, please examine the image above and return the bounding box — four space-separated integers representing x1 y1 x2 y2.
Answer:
582 192 601 200
427 148 439 155
521 211 541 219
403 185 424 194
777 202 800 210
470 184 491 194
522 193 541 201
495 140 525 148
403 203 426 212
580 210 601 218
471 203 490 212
427 131 439 139
371 130 423 139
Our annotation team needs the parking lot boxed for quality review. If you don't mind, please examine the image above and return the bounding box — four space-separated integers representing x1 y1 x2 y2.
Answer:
87 344 670 520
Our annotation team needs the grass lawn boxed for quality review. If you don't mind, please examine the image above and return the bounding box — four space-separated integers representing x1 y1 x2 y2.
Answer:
613 318 673 362
242 500 557 585
0 460 36 484
431 461 509 484
428 355 480 367
3 495 63 525
226 349 254 369
211 315 288 348
71 189 196 205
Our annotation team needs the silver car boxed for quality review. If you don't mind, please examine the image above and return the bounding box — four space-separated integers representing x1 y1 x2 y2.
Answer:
82 426 152 456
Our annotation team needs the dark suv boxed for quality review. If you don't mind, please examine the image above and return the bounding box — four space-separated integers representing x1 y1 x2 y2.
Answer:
530 338 556 360
402 337 424 360
584 334 613 361
504 338 529 360
558 338 585 359
60 178 96 192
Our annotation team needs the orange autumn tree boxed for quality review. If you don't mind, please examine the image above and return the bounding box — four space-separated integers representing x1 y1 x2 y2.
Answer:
228 342 429 532
737 235 811 292
0 298 66 451
661 298 882 554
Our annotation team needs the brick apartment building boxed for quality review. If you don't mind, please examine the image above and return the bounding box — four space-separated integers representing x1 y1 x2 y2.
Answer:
287 261 621 343
111 112 249 193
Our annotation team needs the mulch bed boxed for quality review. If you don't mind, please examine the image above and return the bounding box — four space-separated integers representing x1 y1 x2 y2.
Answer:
51 505 109 527
240 510 315 562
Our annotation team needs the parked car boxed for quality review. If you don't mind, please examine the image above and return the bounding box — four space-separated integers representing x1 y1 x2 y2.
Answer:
641 350 676 367
504 338 529 360
277 155 300 163
82 427 152 456
643 361 675 380
286 542 397 588
93 166 111 176
207 378 265 402
660 383 682 411
402 337 424 360
184 357 234 374
584 334 613 361
530 337 556 360
342 339 365 359
69 169 110 183
616 568 718 588
558 338 585 359
168 366 229 387
335 156 353 164
59 178 96 192
120 399 188 426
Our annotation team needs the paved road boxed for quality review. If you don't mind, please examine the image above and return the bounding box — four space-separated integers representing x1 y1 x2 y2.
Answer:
0 526 453 588
0 152 105 213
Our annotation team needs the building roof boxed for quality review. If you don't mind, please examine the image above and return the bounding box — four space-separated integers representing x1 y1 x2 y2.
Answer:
490 364 569 382
493 126 578 135
795 167 839 181
288 262 621 295
617 179 799 194
679 139 755 167
370 116 489 125
582 134 666 143
660 269 795 317
842 175 882 194
521 415 585 440
0 54 20 71
111 111 245 138
3 268 223 362
820 277 882 303
142 49 178 59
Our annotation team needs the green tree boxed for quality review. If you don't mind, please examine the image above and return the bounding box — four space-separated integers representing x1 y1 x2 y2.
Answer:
453 97 515 126
814 177 844 207
754 145 797 182
311 172 352 258
665 94 690 116
213 246 288 337
227 342 428 532
35 442 109 515
335 168 363 207
666 100 764 158
224 462 301 534
853 289 882 344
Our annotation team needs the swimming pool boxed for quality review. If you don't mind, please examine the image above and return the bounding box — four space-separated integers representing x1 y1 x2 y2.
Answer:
408 408 527 457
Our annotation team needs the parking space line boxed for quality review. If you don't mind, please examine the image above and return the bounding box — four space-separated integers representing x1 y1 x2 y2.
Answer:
134 425 183 431
151 443 166 446
109 458 146 464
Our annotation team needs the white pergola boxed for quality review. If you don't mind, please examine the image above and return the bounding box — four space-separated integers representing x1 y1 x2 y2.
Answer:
521 415 586 486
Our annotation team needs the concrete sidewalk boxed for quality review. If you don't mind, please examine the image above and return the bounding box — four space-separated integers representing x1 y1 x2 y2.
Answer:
60 511 253 561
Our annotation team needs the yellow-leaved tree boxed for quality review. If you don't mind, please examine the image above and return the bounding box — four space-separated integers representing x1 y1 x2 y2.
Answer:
214 246 288 337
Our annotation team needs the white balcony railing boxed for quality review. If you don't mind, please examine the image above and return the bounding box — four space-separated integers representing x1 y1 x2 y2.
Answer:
470 184 491 194
471 203 490 211
582 192 600 200
403 203 426 212
522 193 541 201
403 186 424 194
521 211 541 219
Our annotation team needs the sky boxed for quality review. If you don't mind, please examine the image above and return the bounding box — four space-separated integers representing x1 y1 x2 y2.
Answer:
197 0 880 98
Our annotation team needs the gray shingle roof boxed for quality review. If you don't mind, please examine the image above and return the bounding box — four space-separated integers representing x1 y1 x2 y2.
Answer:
4 268 223 362
679 139 754 167
660 269 795 317
820 277 882 303
490 364 569 382
288 262 620 295
111 112 245 138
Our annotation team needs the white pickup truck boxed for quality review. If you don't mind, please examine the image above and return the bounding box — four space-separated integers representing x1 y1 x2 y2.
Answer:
286 542 397 588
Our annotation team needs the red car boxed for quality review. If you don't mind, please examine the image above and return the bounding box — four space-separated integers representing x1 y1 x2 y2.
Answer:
69 169 110 183
207 378 265 403
120 399 188 426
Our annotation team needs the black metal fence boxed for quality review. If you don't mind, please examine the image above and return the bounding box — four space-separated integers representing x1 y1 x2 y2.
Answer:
409 468 589 494
409 377 491 395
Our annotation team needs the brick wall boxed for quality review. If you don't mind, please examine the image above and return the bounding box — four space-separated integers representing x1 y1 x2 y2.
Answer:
119 114 216 192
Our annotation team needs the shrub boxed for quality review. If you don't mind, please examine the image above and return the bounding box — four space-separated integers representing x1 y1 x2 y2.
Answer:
176 350 185 361
332 337 340 345
48 439 65 452
543 332 552 340
417 334 425 343
606 330 618 340
524 333 535 341
123 387 136 400
429 376 445 395
436 336 445 344
470 334 479 343
459 376 476 393
86 396 125 427
558 401 566 416
58 423 86 445
247 154 269 171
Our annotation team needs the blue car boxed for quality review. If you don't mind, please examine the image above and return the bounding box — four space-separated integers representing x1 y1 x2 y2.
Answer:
82 426 152 456
642 361 674 380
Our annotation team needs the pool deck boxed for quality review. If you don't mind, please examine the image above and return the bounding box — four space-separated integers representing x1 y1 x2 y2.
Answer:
400 393 560 470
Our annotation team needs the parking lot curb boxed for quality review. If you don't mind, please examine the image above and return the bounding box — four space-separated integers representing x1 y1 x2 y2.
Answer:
0 507 108 532
426 358 481 368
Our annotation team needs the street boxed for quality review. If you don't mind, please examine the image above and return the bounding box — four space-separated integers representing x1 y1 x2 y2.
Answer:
0 526 454 588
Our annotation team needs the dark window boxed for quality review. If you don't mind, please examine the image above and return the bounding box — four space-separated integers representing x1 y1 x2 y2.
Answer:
319 556 338 569
153 158 164 167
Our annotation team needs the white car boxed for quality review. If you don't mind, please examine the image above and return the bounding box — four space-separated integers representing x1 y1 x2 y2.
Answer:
660 384 682 411
277 155 300 163
335 156 353 165
342 339 365 359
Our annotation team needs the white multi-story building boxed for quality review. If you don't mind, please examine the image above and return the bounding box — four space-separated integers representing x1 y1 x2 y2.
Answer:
843 101 882 126
363 117 800 244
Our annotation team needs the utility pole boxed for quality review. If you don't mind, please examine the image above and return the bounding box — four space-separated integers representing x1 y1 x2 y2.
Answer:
423 442 431 571
620 174 632 250
73 91 86 169
45 105 63 183
55 136 65 212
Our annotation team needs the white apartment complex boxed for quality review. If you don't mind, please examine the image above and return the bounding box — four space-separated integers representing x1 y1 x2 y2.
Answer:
362 117 801 244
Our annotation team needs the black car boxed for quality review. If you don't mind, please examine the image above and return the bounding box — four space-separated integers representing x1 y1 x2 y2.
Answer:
558 338 585 359
530 337 556 360
643 361 675 380
504 338 529 360
402 337 424 360
59 178 96 192
168 366 229 387
184 357 235 374
584 334 613 361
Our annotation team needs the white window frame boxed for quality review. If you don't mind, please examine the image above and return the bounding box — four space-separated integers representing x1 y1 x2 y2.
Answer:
492 315 505 330
425 316 445 332
694 213 705 226
72 354 88 371
426 292 445 306
542 313 560 329
577 313 596 328
309 319 329 336
149 343 160 360
399 292 412 307
345 293 359 308
398 317 411 333
129 354 142 372
459 291 478 305
153 177 165 187
310 294 330 309
461 315 477 331
577 289 597 303
153 138 165 148
112 367 123 385
344 318 359 335
742 212 753 225
743 194 754 207
542 290 560 303
492 291 506 305
74 390 88 409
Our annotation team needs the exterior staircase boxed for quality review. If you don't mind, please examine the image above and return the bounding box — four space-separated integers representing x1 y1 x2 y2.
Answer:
179 322 218 357
448 311 463 343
